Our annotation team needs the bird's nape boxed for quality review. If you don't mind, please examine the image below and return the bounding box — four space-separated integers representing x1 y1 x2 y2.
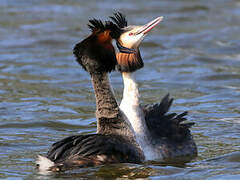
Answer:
73 19 121 74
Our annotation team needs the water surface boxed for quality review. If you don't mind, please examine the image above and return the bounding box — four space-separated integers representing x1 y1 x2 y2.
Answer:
1 0 240 179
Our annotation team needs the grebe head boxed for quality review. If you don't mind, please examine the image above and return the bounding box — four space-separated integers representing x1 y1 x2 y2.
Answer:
73 19 121 74
111 12 163 50
110 12 163 72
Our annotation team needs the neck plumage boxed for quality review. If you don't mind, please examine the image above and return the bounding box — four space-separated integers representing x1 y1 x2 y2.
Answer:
91 72 135 139
91 73 119 120
120 72 148 136
116 50 147 137
117 48 152 154
120 69 153 158
122 72 140 106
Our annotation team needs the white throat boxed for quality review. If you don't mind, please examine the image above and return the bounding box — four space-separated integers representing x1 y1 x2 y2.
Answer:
120 72 146 134
121 72 140 106
120 72 155 160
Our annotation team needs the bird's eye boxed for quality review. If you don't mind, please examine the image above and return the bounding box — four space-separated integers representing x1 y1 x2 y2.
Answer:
129 32 134 36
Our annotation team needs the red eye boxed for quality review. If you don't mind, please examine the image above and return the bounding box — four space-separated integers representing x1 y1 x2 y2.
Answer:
129 32 133 36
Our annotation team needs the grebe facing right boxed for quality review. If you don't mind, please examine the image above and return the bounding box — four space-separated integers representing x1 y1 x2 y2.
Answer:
36 19 143 172
110 12 197 163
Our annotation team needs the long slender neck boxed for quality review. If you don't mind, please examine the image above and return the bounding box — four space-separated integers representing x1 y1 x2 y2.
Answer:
120 71 153 159
122 72 140 106
91 72 119 119
91 72 136 139
120 71 148 136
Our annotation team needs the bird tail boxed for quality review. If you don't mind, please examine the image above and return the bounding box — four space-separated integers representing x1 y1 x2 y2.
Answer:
36 155 55 172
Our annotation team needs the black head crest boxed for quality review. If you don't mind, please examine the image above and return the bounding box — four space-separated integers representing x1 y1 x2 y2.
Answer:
88 19 105 32
73 19 119 74
88 19 121 39
110 12 128 28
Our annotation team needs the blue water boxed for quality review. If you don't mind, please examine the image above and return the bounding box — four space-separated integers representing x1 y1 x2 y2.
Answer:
1 0 240 179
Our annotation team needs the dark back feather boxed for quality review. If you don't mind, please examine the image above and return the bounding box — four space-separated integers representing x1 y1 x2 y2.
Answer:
45 134 143 171
143 94 195 142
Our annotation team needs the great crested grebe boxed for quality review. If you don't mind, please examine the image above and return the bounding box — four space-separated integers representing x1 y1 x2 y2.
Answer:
110 12 197 162
36 19 144 172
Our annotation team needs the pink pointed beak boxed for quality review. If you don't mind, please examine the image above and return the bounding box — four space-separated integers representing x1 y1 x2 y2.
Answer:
135 16 163 35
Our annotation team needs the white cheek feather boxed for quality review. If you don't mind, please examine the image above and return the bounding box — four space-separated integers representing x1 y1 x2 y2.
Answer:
120 33 143 49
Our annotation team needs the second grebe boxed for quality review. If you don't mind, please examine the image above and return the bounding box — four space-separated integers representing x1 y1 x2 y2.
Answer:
110 12 197 162
36 19 144 172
